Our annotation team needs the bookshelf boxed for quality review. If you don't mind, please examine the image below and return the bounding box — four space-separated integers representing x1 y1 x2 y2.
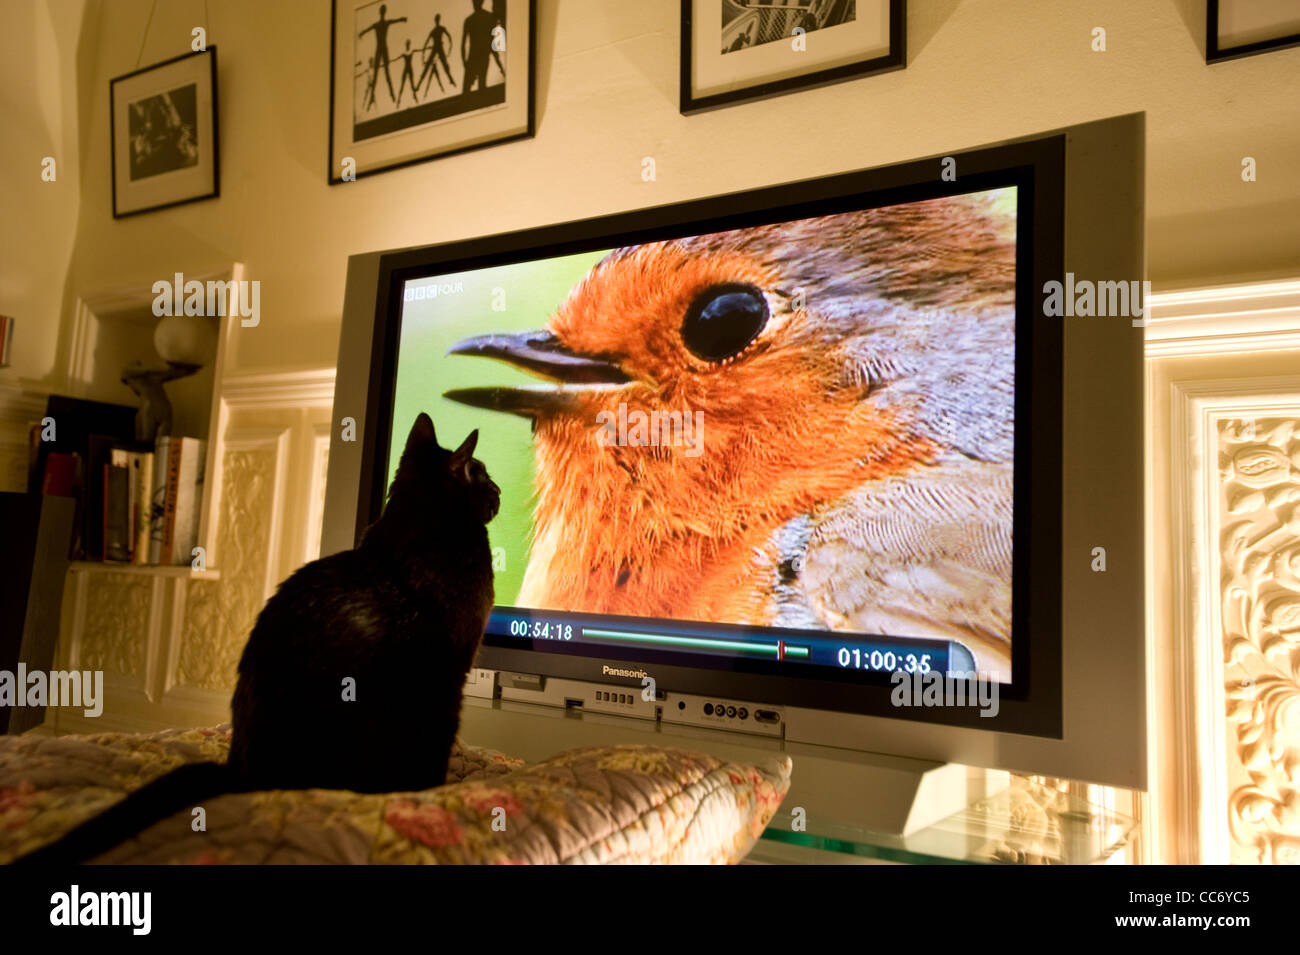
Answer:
68 560 220 581
56 264 243 576
20 260 341 735
38 262 336 734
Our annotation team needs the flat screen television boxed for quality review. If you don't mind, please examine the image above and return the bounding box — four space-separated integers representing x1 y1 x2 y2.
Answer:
326 113 1146 790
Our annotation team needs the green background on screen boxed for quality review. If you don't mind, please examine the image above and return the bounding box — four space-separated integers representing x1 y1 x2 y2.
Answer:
388 249 609 605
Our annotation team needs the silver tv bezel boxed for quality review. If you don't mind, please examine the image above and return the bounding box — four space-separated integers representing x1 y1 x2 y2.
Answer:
323 113 1146 789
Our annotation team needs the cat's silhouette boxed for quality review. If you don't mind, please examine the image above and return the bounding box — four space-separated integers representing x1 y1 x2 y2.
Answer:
17 413 499 864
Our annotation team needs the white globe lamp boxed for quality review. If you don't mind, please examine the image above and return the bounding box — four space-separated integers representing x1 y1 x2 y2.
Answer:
154 314 217 367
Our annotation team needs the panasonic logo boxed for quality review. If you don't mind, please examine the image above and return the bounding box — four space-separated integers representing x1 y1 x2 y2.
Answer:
602 665 648 680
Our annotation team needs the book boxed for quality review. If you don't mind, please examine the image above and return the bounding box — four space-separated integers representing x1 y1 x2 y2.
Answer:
141 436 206 566
81 435 123 562
160 438 182 563
41 453 78 497
103 463 131 562
148 436 171 564
171 438 207 566
26 397 135 559
131 451 154 564
108 444 154 562
110 449 130 560
27 396 134 511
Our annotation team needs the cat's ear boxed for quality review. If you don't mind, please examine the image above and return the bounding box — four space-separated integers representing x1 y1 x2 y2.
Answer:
405 413 437 453
449 429 479 468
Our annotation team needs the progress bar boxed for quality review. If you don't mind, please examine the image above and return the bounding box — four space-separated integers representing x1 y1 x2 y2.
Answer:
582 627 811 660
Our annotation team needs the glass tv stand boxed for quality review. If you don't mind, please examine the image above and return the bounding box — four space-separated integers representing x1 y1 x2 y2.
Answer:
749 775 1139 865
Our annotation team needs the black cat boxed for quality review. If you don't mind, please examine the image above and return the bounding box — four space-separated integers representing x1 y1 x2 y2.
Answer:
18 413 499 864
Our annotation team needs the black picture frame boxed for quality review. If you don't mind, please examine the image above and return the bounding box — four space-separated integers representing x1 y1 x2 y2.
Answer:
681 0 906 114
328 0 537 184
1206 0 1300 62
109 47 220 219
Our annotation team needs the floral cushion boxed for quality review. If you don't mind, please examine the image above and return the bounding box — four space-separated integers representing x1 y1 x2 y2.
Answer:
0 726 791 864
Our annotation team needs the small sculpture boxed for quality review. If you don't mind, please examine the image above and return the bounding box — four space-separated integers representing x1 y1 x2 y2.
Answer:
121 360 201 444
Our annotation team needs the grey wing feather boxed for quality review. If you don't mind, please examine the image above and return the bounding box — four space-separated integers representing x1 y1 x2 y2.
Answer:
768 454 1014 679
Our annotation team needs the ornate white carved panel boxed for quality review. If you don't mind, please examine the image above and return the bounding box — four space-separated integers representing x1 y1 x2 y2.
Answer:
1147 278 1300 865
178 440 283 694
304 427 331 565
76 572 153 678
1217 415 1300 865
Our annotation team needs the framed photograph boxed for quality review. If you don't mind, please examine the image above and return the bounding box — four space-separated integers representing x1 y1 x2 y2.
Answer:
329 0 535 183
1206 0 1300 62
110 48 219 218
681 0 905 114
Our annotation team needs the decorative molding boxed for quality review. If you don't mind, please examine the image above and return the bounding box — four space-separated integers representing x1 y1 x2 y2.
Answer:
194 262 244 570
0 381 50 420
67 266 242 392
1146 276 1300 865
0 382 51 492
1159 376 1300 864
67 560 219 580
66 298 98 393
1164 378 1226 863
178 439 282 693
220 368 337 410
75 265 242 317
199 361 334 569
304 427 332 564
1147 279 1300 358
1216 415 1300 865
77 571 153 679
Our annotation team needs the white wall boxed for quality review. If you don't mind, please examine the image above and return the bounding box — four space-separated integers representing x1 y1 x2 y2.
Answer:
42 0 1299 385
0 0 92 490
0 0 88 386
4 0 1299 480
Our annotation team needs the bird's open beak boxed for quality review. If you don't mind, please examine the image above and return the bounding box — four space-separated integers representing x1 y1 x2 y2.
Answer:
444 330 630 418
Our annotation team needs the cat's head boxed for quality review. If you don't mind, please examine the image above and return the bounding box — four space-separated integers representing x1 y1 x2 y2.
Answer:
391 413 500 526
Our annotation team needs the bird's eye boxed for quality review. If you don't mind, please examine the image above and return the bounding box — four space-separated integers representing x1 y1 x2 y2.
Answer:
681 283 769 362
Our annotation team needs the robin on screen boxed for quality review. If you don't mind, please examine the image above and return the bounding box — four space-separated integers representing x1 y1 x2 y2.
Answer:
446 191 1017 678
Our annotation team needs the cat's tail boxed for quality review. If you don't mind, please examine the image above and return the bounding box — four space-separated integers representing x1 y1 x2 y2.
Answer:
13 761 240 865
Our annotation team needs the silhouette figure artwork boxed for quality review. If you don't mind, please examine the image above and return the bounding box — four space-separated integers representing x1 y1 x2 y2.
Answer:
362 55 378 110
418 14 456 96
490 2 506 79
349 0 513 140
359 4 408 109
462 0 497 93
396 39 420 105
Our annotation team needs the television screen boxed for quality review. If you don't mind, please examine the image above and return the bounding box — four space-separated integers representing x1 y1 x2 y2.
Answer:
382 178 1031 698
346 119 1157 775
